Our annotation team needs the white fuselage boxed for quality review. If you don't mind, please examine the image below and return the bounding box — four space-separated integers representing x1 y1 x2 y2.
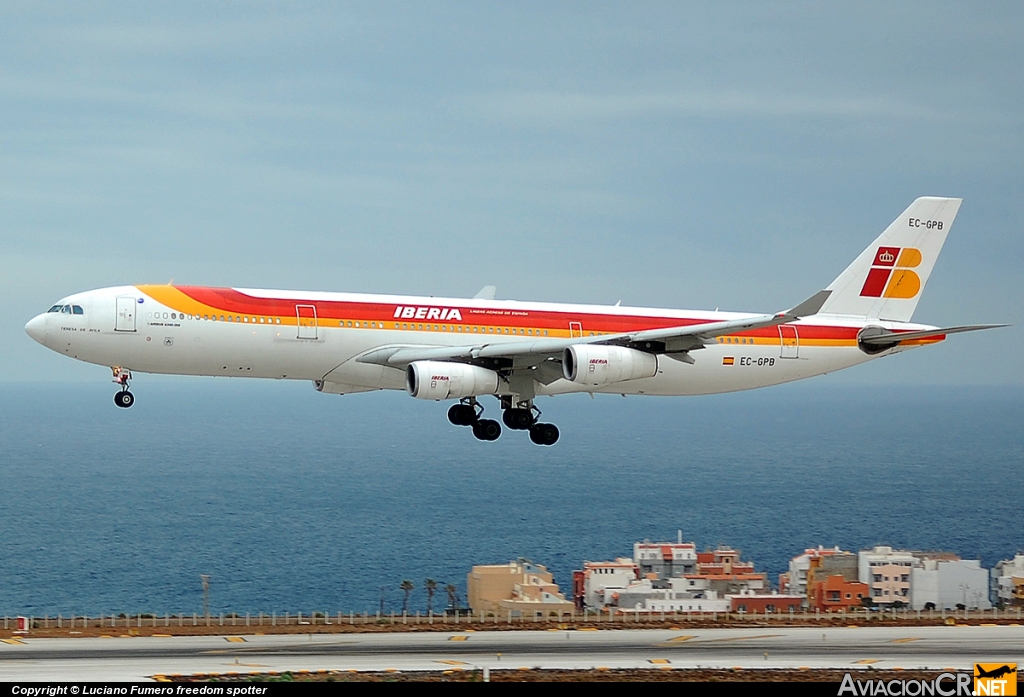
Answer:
24 284 936 398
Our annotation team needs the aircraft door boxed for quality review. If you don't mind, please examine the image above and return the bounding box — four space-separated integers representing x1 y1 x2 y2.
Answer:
296 304 318 339
115 296 137 332
569 321 583 338
779 325 799 358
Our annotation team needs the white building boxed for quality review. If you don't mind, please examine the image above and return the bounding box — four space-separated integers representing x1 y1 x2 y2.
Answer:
614 577 729 613
580 558 639 609
910 559 992 611
859 546 918 605
991 554 1024 607
633 538 698 579
784 546 849 597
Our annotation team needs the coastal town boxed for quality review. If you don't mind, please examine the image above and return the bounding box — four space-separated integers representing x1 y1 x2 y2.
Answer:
467 536 1024 619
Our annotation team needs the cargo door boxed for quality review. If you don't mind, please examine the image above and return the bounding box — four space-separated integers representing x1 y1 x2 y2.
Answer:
779 325 799 359
296 304 318 339
115 296 137 332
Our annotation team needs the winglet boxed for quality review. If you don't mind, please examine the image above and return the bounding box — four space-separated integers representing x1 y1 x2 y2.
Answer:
777 290 831 322
473 285 497 300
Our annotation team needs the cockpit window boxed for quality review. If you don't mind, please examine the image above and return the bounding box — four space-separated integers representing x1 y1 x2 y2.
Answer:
47 304 84 314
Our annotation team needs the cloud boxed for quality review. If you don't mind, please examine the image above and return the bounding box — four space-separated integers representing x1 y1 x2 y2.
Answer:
451 89 945 126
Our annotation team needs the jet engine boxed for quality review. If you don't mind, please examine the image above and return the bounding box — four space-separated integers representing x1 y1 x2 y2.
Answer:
562 345 658 387
406 361 500 400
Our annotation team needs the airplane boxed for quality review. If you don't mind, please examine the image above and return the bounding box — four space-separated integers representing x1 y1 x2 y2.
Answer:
24 197 1004 446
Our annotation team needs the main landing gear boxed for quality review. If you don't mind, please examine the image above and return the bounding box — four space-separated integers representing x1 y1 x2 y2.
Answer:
112 367 135 408
447 398 559 446
447 399 500 441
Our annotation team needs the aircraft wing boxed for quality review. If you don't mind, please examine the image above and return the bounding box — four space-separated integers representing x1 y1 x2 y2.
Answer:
358 290 832 368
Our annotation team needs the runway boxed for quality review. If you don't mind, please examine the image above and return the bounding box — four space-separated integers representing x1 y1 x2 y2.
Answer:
1 625 1021 681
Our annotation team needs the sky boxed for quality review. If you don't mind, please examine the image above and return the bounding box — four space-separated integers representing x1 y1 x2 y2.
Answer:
2 2 1022 385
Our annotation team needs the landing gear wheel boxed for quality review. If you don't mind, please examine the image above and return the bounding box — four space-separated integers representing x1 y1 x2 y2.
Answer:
529 422 559 446
114 391 135 409
502 408 535 430
472 419 501 441
448 404 476 426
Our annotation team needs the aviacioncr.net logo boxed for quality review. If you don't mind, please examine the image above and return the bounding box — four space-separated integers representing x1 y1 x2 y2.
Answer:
975 663 1017 696
839 672 972 696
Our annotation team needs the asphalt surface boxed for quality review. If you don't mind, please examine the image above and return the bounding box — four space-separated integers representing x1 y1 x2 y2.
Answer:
1 625 1021 681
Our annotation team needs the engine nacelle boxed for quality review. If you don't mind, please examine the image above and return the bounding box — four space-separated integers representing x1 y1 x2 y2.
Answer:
562 345 658 386
405 361 500 400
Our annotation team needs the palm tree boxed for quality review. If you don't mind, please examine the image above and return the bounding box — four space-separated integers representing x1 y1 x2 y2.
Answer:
400 579 414 614
425 578 437 615
445 583 459 611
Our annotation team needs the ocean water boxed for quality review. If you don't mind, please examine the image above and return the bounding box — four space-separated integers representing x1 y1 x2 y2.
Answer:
0 379 1020 617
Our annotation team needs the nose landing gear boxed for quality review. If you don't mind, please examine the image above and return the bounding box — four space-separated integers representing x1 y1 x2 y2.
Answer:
112 367 135 408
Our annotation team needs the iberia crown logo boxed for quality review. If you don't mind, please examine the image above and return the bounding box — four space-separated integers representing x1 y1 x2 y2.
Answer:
860 246 923 298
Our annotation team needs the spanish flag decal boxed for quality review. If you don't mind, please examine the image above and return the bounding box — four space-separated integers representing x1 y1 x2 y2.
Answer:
722 356 735 366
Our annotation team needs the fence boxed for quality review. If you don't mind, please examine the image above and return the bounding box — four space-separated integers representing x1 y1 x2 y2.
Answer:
3 605 1022 631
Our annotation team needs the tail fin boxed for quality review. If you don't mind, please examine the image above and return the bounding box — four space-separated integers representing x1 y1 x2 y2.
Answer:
817 197 962 322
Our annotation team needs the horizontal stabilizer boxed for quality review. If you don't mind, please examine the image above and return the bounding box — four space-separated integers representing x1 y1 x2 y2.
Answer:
859 324 1008 345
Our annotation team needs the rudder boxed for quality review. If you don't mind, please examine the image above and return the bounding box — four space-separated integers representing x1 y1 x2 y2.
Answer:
817 197 962 322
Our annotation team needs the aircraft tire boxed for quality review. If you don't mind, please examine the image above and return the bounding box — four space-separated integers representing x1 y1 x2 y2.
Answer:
530 422 559 446
473 419 501 441
114 391 135 409
502 408 534 430
448 404 475 426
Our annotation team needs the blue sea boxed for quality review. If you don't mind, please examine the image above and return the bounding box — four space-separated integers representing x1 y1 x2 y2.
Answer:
0 379 1021 617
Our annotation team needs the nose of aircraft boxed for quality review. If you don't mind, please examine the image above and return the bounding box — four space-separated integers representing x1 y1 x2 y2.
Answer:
25 314 47 344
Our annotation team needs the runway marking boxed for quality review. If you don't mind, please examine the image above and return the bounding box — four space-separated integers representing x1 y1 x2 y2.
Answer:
225 636 246 643
666 635 696 642
436 660 468 666
890 637 921 643
702 634 783 643
649 659 671 665
0 639 26 645
854 659 881 664
448 635 469 641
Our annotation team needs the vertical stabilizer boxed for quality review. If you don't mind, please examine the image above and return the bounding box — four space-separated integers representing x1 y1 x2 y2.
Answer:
817 197 962 322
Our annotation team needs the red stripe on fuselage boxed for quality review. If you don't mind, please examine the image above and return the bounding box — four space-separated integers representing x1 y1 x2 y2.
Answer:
171 286 862 340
